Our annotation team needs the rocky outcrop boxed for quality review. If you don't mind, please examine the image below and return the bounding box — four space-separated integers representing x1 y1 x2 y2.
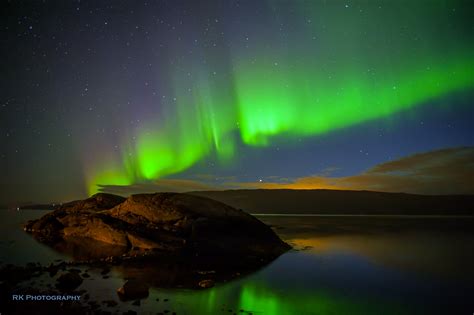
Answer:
117 280 149 301
55 272 83 291
25 193 290 261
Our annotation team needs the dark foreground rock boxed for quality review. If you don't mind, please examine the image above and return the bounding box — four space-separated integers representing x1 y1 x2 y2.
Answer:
117 280 149 301
25 192 290 258
56 272 83 291
24 192 290 287
198 279 215 288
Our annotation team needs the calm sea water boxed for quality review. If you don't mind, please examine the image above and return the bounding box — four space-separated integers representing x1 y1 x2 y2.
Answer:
1 209 474 315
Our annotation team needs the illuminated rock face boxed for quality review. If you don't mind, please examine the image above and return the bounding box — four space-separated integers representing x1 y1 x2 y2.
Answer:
25 193 290 261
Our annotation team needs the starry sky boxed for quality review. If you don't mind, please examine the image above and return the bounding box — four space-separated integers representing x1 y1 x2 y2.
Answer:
1 0 473 204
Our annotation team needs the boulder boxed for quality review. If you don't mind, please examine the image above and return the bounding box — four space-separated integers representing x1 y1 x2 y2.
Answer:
198 279 215 289
25 192 290 260
56 272 83 291
117 280 149 301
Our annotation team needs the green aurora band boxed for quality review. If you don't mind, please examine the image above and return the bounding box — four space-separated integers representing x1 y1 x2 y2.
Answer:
85 2 474 194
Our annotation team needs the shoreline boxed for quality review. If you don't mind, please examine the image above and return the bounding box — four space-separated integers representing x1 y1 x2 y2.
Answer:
253 213 474 218
3 208 474 219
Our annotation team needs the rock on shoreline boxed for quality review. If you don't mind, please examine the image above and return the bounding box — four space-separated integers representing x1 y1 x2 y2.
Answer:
25 192 290 262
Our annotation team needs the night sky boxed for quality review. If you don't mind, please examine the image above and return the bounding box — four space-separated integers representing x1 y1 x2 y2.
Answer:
1 0 473 204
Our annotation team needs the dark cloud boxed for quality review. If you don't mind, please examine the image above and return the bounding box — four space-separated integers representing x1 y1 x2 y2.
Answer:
239 147 474 195
99 147 474 196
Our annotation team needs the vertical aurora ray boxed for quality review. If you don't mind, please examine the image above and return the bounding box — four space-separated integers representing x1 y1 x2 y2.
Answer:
85 1 474 193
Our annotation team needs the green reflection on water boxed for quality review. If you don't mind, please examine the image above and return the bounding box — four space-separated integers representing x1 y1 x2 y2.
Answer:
237 282 408 315
151 279 412 315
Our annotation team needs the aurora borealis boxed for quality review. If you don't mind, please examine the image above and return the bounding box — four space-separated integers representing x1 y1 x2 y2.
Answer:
1 0 474 203
1 3 474 314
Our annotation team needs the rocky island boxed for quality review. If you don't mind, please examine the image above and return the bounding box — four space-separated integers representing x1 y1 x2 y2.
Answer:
23 192 290 288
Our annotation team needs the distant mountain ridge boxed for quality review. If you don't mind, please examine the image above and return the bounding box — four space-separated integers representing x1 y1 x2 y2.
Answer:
7 189 474 215
188 189 474 215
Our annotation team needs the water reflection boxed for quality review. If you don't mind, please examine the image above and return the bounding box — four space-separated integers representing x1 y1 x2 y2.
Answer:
289 233 474 281
1 210 474 314
0 210 67 264
118 256 415 315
